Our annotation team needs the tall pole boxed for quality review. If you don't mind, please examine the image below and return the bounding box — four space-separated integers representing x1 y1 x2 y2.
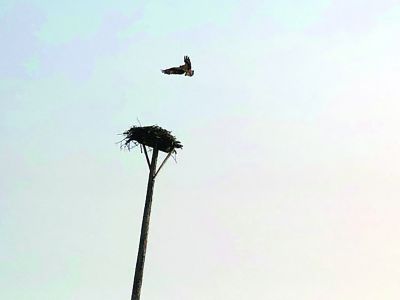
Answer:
131 148 159 300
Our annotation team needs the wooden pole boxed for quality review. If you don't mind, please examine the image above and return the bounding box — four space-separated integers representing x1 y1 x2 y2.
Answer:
154 150 173 179
131 148 159 300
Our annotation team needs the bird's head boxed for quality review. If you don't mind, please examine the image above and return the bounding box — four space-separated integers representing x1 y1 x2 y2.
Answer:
186 70 194 77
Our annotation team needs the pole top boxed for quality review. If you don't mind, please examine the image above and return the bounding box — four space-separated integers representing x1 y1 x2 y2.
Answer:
120 125 183 153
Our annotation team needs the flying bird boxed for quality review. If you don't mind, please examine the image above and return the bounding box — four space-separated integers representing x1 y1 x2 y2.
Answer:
161 56 194 76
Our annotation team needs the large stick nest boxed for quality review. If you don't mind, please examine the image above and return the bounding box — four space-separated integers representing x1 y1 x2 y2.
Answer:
120 125 183 153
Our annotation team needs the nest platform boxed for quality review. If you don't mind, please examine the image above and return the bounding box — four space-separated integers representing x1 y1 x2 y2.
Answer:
120 125 182 153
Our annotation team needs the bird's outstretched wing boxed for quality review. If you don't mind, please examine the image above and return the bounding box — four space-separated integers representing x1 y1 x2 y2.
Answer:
184 56 191 70
161 67 185 75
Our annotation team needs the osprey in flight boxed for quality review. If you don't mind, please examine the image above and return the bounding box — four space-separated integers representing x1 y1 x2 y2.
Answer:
161 56 194 77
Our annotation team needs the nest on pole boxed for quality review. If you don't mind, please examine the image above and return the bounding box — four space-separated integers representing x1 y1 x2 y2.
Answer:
120 125 183 153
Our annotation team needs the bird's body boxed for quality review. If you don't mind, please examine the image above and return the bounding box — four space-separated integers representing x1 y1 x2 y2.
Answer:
162 56 194 76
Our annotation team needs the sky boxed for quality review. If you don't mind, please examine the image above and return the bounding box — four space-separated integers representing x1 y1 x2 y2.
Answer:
1 0 400 299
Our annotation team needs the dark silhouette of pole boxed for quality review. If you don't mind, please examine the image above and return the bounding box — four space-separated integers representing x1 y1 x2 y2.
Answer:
120 125 182 299
131 147 159 300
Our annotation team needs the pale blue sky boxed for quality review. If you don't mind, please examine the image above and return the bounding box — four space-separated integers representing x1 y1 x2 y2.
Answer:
1 1 400 299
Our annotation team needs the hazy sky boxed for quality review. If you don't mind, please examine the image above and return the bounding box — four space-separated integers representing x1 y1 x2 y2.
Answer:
1 1 400 299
